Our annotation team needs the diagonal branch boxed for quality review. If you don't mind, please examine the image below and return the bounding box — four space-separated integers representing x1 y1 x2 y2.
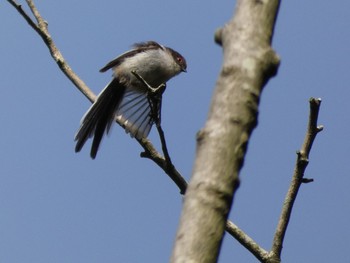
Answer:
138 138 188 194
226 221 269 262
270 98 323 261
7 0 95 102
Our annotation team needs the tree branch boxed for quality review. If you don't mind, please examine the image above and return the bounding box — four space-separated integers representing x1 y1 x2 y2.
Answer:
226 221 270 262
7 0 95 101
139 137 188 194
270 98 323 261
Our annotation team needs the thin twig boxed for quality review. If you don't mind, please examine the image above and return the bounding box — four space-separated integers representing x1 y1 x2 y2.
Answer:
131 71 183 192
226 221 269 262
154 121 173 168
139 137 188 194
149 95 175 168
130 71 173 163
271 98 323 261
7 0 95 101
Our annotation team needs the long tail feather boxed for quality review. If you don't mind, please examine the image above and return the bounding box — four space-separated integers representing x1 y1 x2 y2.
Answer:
74 78 125 158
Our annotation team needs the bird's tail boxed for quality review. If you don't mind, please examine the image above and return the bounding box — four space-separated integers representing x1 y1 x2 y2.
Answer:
74 78 125 159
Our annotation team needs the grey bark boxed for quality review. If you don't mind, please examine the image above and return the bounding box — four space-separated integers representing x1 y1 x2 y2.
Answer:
170 0 281 262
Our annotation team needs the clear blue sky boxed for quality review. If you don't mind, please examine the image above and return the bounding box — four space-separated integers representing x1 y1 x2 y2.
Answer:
1 1 349 262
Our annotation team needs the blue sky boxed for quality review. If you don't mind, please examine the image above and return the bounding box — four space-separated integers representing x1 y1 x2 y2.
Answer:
1 0 349 262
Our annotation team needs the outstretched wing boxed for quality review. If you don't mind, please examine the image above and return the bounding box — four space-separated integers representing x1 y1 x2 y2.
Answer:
115 87 157 139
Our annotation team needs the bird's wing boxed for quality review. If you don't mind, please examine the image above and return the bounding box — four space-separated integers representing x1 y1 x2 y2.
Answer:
115 87 156 139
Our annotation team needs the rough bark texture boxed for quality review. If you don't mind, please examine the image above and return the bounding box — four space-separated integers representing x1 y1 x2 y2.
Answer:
170 0 280 262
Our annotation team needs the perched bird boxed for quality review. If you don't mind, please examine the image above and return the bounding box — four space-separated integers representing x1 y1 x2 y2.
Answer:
74 41 187 159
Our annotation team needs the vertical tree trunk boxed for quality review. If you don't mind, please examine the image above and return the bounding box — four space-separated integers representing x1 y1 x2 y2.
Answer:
170 1 281 262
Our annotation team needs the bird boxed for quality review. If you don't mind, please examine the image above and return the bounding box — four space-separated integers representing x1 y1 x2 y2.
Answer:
74 41 187 159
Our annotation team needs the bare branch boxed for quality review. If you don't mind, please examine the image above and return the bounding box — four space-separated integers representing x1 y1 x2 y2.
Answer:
7 0 95 101
226 221 269 262
271 98 323 260
139 137 188 194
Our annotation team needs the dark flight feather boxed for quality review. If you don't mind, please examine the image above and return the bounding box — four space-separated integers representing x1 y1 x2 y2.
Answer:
74 78 125 158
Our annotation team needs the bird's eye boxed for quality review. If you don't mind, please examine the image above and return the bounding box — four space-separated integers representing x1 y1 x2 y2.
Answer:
177 57 183 63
